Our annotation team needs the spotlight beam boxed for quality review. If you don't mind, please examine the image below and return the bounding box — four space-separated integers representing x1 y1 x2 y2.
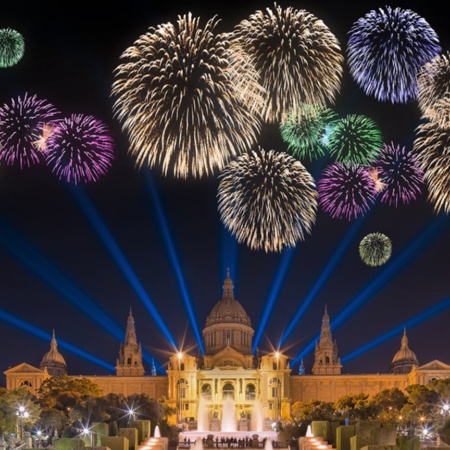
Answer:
253 247 296 352
0 215 124 340
342 294 450 362
0 309 114 371
280 216 366 347
144 170 204 354
67 183 177 350
292 213 450 366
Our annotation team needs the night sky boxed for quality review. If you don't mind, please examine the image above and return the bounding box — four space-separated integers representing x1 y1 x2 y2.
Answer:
1 0 449 386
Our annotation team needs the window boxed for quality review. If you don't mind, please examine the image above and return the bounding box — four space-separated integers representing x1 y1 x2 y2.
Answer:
20 380 32 387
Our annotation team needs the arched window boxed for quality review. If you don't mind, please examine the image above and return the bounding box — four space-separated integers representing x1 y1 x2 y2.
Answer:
202 383 212 400
245 383 256 400
180 363 185 371
222 382 235 399
326 356 330 364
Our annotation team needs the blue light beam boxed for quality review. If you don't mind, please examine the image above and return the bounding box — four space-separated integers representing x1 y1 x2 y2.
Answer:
67 183 177 351
252 247 297 353
342 294 450 363
292 213 450 366
0 308 115 371
280 216 366 347
0 216 124 341
144 170 204 354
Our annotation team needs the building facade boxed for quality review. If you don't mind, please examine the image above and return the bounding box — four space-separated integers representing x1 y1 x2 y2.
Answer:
4 272 450 426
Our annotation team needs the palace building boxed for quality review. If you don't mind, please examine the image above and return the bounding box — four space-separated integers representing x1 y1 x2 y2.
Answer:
4 272 450 425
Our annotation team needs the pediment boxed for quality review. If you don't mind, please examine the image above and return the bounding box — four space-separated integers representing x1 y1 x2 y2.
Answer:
417 359 450 371
211 346 246 369
4 362 43 375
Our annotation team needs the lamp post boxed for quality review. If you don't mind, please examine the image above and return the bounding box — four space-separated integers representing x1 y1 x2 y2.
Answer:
177 351 183 426
16 405 29 442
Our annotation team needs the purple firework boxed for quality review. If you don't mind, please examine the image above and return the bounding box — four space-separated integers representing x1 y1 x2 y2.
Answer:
372 142 425 207
0 93 61 168
318 162 377 220
44 114 115 184
347 6 441 103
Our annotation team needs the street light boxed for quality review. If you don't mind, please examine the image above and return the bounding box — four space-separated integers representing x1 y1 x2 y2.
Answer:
16 405 29 442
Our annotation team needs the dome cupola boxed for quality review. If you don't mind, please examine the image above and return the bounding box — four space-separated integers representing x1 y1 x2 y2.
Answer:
390 328 419 374
40 330 68 376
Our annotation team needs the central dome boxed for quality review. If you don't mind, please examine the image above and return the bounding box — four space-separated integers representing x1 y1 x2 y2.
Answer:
205 273 252 327
203 271 254 356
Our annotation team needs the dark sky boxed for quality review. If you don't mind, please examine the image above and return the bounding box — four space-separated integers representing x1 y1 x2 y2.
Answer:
0 0 449 386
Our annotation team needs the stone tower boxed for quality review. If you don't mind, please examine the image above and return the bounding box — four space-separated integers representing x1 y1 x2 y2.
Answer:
116 308 145 376
312 305 342 375
40 329 68 376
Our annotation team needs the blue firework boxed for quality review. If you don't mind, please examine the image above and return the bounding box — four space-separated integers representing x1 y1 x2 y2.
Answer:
347 6 441 103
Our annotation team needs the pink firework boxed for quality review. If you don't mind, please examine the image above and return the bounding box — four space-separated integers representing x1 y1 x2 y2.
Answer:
372 142 424 207
317 162 377 220
44 114 115 184
0 93 61 168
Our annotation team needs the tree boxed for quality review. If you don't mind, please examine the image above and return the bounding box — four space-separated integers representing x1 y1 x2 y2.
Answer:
0 387 42 435
291 400 336 422
371 388 407 424
38 375 103 411
335 393 377 422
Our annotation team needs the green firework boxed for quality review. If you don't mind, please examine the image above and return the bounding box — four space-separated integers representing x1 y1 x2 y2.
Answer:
359 232 392 266
280 103 338 161
328 114 383 164
0 28 24 68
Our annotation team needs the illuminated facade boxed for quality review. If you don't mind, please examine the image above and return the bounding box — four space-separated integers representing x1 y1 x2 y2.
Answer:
4 272 450 425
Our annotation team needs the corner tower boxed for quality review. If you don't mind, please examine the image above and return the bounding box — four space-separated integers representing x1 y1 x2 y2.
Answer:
312 306 342 375
116 308 145 376
202 269 254 356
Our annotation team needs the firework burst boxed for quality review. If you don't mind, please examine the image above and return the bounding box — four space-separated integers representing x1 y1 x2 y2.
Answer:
413 121 450 214
347 6 441 104
421 93 450 129
317 162 377 221
111 13 264 179
217 146 317 253
232 3 343 123
372 142 424 207
359 232 392 266
0 28 24 68
44 114 115 184
0 93 61 168
327 114 383 165
279 104 338 161
418 51 450 116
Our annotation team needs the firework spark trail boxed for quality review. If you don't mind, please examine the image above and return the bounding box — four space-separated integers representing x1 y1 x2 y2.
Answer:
44 114 115 184
232 3 343 123
418 51 450 117
111 13 264 179
0 93 61 168
318 162 378 221
347 6 441 103
0 28 24 67
218 146 317 253
327 114 383 165
280 103 338 161
359 232 392 267
413 121 450 214
372 142 424 207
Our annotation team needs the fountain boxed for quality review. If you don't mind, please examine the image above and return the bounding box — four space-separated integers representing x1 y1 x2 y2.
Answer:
264 438 274 450
221 396 237 432
250 400 264 432
154 425 161 437
179 396 278 443
306 425 313 437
